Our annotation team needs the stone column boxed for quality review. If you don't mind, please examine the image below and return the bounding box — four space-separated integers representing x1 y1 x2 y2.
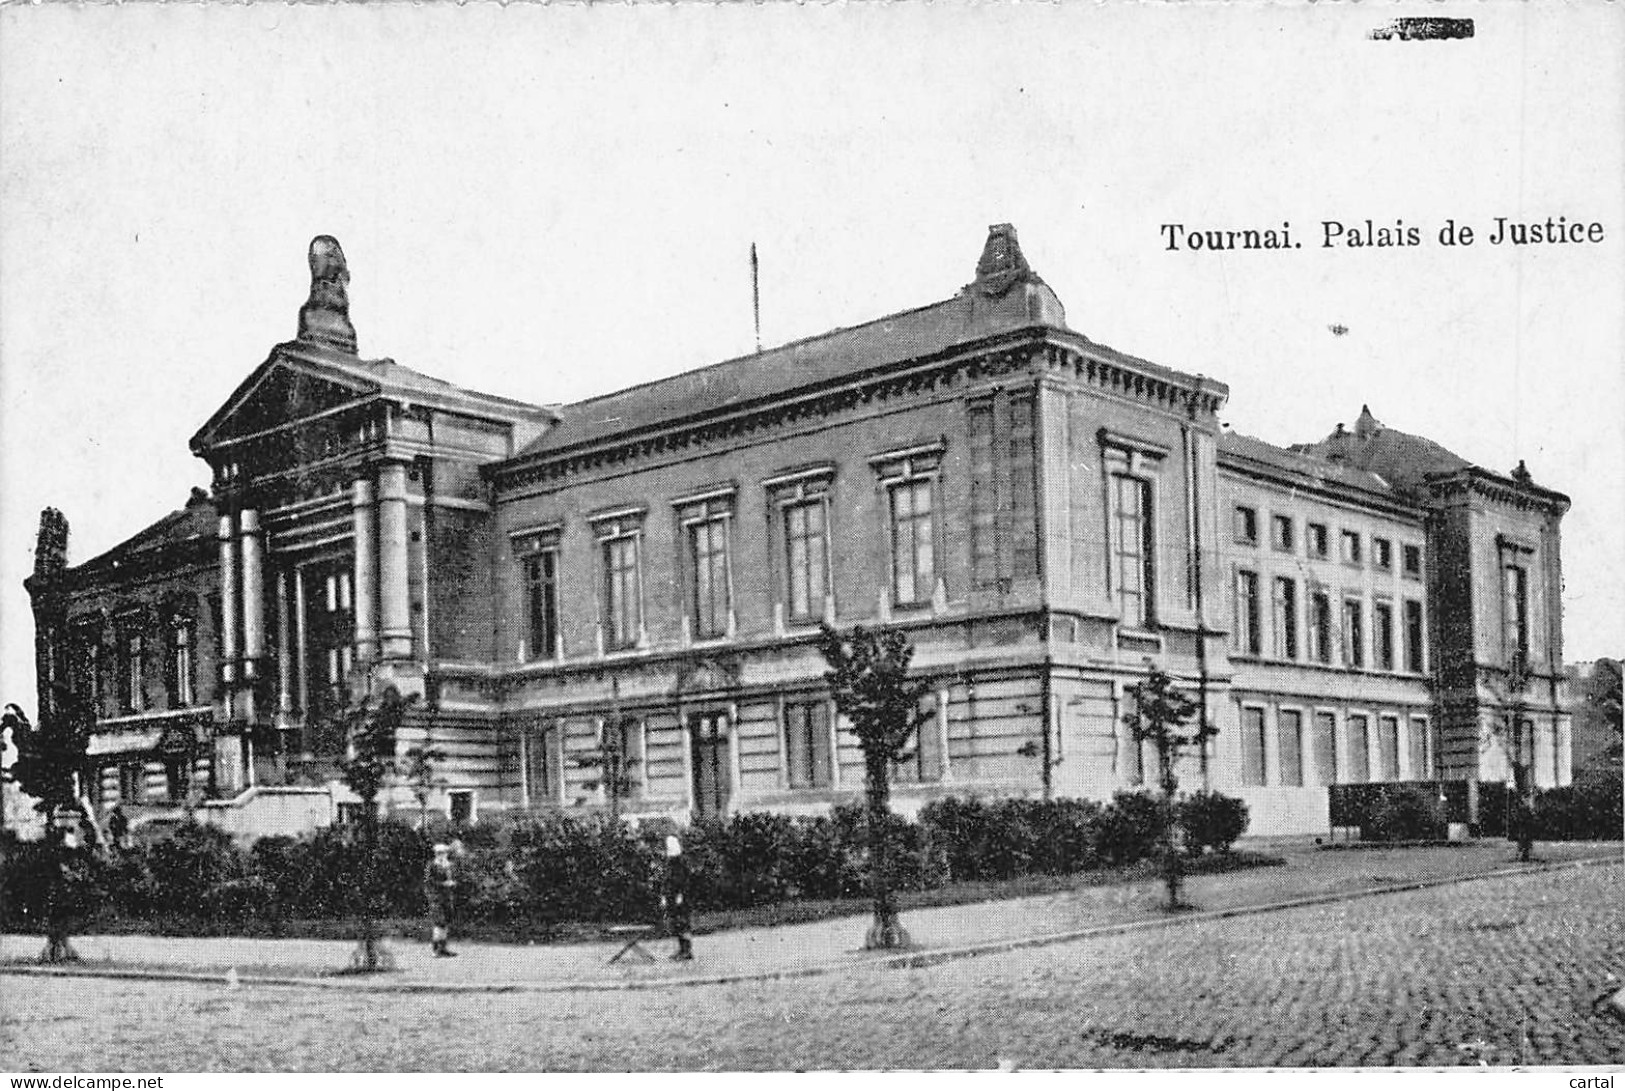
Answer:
352 478 379 664
239 509 265 678
217 513 239 691
377 461 413 659
276 570 293 717
294 566 310 744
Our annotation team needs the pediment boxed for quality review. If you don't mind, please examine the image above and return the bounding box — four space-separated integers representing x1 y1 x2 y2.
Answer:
192 351 380 453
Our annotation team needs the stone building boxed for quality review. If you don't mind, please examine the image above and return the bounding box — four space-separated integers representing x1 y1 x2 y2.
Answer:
23 226 1572 838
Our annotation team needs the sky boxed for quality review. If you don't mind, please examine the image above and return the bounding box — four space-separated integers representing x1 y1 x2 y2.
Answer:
2 2 1621 718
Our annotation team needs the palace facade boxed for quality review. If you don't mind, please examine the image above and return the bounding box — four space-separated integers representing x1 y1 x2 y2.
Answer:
24 227 1572 838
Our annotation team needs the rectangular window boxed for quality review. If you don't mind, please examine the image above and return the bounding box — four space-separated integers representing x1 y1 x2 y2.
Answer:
688 516 731 639
1308 523 1329 559
1373 537 1393 571
1408 716 1430 780
1346 714 1370 783
1342 598 1364 669
1242 706 1267 786
1374 601 1395 671
602 534 642 650
784 500 828 622
889 478 936 607
1234 506 1258 546
525 549 561 661
784 700 833 789
894 706 944 785
1502 561 1530 673
1313 711 1338 785
1278 709 1304 787
1273 576 1298 659
1378 715 1400 781
167 618 195 708
1340 530 1363 567
1234 571 1261 655
1271 514 1294 552
1404 598 1425 672
72 623 103 711
448 789 475 826
525 724 560 806
1309 592 1333 663
120 628 145 713
1123 718 1144 785
1402 544 1423 579
119 762 143 805
599 718 644 802
1111 475 1155 626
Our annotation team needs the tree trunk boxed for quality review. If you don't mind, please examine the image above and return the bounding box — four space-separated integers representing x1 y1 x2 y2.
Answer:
1510 759 1535 864
349 801 393 972
39 833 78 964
863 756 911 950
1159 756 1185 910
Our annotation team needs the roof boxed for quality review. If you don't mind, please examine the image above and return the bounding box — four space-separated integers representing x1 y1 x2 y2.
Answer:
519 291 1030 458
72 488 217 579
1218 430 1407 505
1289 405 1471 494
191 339 554 454
514 224 1101 461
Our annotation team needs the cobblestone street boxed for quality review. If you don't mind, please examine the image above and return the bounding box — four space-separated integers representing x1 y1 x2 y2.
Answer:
5 857 1622 1070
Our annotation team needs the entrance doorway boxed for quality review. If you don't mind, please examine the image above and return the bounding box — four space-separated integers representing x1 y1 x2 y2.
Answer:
688 711 731 819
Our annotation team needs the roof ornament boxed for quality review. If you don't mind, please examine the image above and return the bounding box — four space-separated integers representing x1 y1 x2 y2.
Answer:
1511 459 1533 485
297 235 358 354
1355 404 1383 439
973 223 1034 297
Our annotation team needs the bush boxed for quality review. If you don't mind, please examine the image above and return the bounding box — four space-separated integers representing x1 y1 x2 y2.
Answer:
1096 790 1165 865
0 838 107 932
1531 780 1623 841
1178 790 1249 855
1036 798 1105 874
139 821 257 920
919 796 1103 880
1362 785 1445 842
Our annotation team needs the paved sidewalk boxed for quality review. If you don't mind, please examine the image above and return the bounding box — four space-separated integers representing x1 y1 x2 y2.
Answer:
3 839 1617 992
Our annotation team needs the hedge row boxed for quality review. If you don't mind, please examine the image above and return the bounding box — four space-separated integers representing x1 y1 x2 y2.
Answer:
1357 779 1624 843
0 789 1250 933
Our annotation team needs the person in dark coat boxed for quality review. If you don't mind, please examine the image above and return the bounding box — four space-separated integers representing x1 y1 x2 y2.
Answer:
106 804 130 851
660 834 693 961
424 842 458 957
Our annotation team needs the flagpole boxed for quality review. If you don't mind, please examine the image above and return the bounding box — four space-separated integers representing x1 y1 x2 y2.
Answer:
751 242 761 353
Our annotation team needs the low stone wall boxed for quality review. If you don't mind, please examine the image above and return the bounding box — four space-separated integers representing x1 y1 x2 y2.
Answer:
1233 785 1331 837
195 785 336 842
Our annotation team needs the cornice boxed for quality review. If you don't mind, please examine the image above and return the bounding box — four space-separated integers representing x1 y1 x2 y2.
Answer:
1425 467 1570 515
491 330 1227 495
1218 449 1425 522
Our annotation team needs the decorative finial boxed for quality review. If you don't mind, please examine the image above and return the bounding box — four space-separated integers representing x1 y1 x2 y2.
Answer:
974 224 1033 297
297 235 358 353
1511 459 1532 485
1354 405 1382 439
33 507 69 581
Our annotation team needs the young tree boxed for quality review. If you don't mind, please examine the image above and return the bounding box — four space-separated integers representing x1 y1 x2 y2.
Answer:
816 623 933 950
335 685 414 972
1124 666 1214 910
6 688 94 961
1484 661 1538 862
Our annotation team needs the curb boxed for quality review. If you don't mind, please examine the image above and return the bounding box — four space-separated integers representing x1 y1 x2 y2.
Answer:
3 853 1617 994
